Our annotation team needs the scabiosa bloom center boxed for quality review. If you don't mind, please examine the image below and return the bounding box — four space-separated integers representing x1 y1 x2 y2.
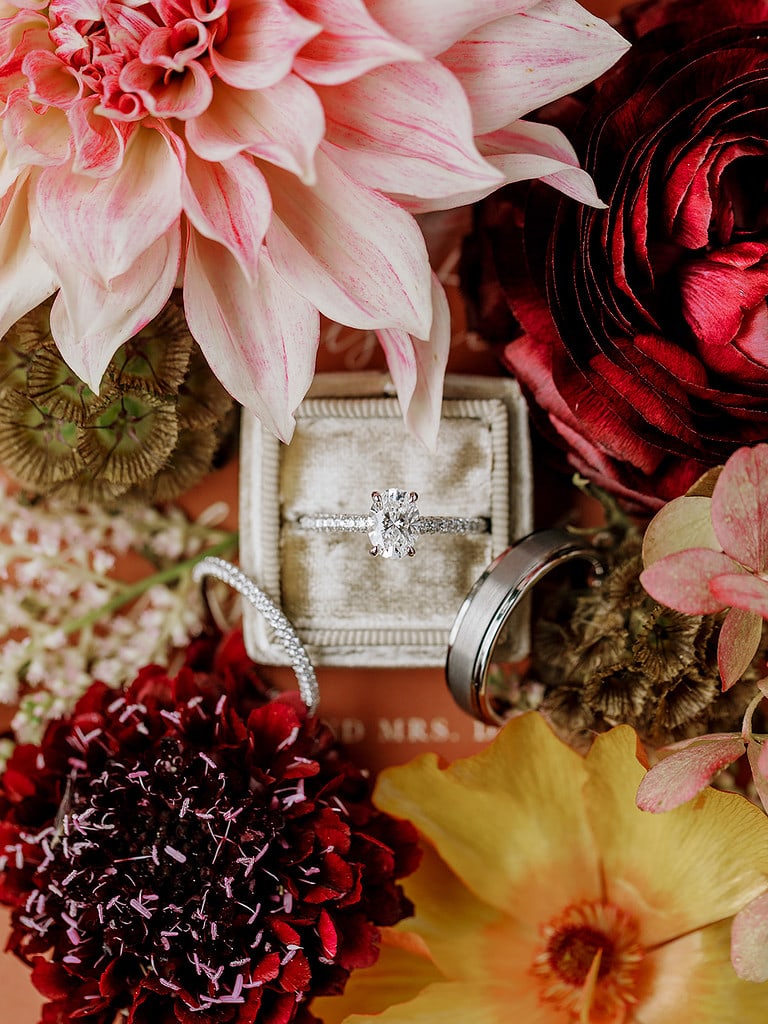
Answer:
0 637 419 1024
531 900 644 1023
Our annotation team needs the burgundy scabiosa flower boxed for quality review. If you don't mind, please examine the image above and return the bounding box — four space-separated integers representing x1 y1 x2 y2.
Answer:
0 630 419 1024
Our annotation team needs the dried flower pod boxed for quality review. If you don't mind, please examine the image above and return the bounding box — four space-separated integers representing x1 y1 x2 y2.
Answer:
0 297 235 503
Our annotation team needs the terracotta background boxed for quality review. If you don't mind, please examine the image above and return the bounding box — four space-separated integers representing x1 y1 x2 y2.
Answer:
0 0 620 1013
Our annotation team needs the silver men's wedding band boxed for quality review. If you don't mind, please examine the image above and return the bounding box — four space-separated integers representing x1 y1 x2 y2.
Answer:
446 529 606 725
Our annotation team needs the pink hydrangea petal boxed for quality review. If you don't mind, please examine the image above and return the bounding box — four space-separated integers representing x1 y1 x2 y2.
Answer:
746 739 768 815
710 572 768 617
368 0 539 57
711 443 768 571
264 145 432 337
0 174 58 339
320 60 502 200
184 233 319 442
642 494 720 567
292 0 419 85
186 76 324 183
639 548 739 614
376 273 450 450
759 735 768 779
31 128 182 285
717 607 765 692
209 0 320 91
181 150 271 283
732 893 768 983
635 734 746 813
440 0 631 134
50 227 181 389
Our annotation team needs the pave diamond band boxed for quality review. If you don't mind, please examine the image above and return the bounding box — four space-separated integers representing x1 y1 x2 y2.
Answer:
298 488 489 559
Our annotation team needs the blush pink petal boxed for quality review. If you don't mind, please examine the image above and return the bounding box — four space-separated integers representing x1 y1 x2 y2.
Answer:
184 233 319 442
264 146 432 337
4 97 71 167
746 740 768 814
709 573 768 617
22 48 80 107
368 0 539 58
119 57 213 119
320 61 502 200
717 606 765 691
69 96 128 178
440 0 631 134
49 227 181 389
635 735 747 813
208 0 320 91
711 444 768 571
376 273 450 450
292 0 420 85
31 128 182 286
0 175 57 338
639 548 740 615
181 150 271 283
185 76 324 183
732 893 768 983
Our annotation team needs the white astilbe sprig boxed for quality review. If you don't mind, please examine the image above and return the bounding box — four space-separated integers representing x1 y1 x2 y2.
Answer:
0 482 237 753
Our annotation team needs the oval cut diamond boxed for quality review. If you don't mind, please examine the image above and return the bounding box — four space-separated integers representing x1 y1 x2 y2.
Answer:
368 488 419 558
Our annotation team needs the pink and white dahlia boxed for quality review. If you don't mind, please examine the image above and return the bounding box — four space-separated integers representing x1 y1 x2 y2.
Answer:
0 0 628 441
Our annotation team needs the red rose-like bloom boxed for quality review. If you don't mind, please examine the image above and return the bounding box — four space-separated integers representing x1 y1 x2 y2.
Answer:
466 0 768 509
0 631 419 1024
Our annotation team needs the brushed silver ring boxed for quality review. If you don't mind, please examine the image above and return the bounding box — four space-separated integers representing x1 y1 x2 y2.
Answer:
446 529 605 725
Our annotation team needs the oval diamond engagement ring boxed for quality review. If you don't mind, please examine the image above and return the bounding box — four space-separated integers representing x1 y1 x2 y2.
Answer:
297 488 489 559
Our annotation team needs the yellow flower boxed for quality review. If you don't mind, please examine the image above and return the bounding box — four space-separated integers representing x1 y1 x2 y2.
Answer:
313 715 768 1024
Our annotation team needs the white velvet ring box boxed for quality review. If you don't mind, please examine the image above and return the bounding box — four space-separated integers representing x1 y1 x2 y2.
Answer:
239 372 533 667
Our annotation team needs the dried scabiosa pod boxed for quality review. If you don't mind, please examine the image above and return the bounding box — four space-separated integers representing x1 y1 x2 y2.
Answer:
534 531 764 749
0 295 234 503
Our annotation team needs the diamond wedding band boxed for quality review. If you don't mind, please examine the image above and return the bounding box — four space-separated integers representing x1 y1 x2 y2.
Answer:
298 488 489 559
446 529 605 725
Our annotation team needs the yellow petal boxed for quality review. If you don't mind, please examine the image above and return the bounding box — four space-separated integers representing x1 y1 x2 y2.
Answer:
310 930 444 1024
327 980 563 1024
374 713 601 924
635 919 768 1023
585 726 768 947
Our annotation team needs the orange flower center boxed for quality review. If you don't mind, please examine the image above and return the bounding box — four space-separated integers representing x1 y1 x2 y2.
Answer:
531 900 644 1023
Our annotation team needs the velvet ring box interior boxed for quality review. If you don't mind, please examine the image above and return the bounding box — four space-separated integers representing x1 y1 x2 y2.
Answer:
239 372 532 667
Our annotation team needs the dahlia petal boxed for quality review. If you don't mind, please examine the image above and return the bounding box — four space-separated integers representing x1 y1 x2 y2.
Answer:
0 176 57 339
711 444 768 571
22 47 80 107
732 894 768 983
292 0 420 85
320 61 502 199
635 735 747 814
209 0 320 90
181 150 271 283
31 127 182 285
717 607 764 691
183 233 319 441
585 726 768 948
368 0 539 57
186 76 324 183
119 57 213 120
3 96 71 167
69 96 127 178
440 0 631 134
639 549 740 615
49 227 180 390
376 274 449 449
642 495 720 566
478 120 603 207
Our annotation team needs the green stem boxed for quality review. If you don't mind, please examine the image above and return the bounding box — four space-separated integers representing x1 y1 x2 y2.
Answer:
60 534 237 638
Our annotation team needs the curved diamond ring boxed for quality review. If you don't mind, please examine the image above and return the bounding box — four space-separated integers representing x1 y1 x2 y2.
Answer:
446 529 606 725
297 488 489 559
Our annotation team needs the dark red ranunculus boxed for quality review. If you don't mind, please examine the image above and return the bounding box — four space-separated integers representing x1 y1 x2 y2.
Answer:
0 630 419 1024
465 0 768 509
